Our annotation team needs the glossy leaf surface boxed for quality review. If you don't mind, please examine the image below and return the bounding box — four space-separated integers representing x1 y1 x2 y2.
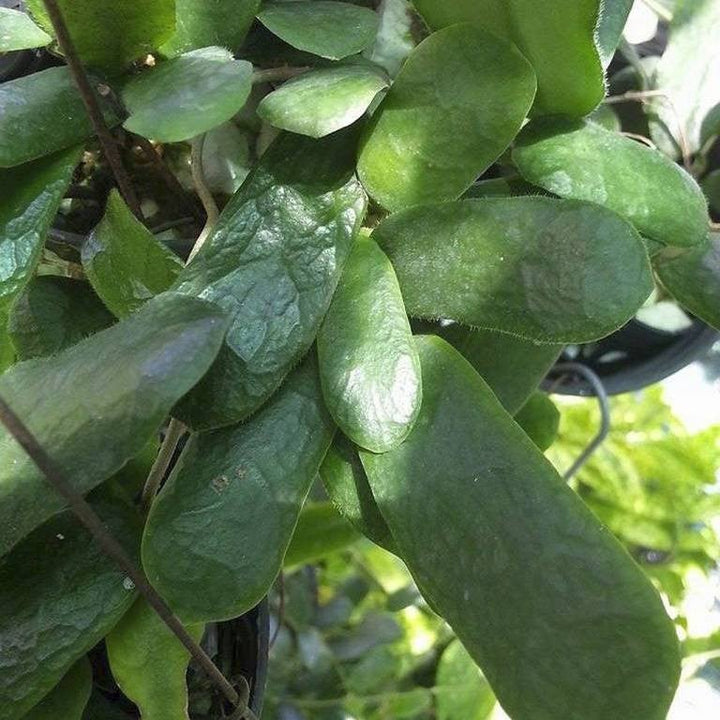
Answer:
318 236 421 452
106 598 204 720
654 233 720 332
143 361 335 622
0 68 117 167
513 118 709 248
257 1 379 60
26 0 175 75
0 486 141 720
172 129 366 429
0 292 228 555
122 47 253 143
413 0 603 116
21 659 92 720
258 65 388 139
361 336 680 720
82 190 183 317
373 197 653 343
514 391 561 451
8 277 114 360
0 8 51 52
358 23 536 211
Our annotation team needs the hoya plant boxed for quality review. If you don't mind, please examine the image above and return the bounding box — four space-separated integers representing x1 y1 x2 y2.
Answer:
0 0 719 719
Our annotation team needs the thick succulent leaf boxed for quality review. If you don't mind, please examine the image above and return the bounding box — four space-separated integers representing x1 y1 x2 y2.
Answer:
257 1 379 60
0 8 51 52
82 190 183 317
653 233 720 332
106 599 204 720
161 0 260 55
122 47 252 143
20 658 92 720
514 391 561 451
357 23 536 211
361 336 680 720
25 0 175 75
595 0 634 68
513 118 709 248
365 0 417 78
142 360 335 622
8 277 114 360
440 325 561 415
0 485 141 720
0 292 228 555
258 65 388 139
373 197 653 343
0 68 118 167
318 236 421 452
171 129 367 429
284 501 361 567
649 0 720 156
319 434 396 552
413 0 603 116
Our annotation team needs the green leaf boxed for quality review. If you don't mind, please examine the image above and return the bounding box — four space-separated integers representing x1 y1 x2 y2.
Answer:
284 501 361 567
20 658 92 720
0 68 118 168
440 325 561 415
106 598 204 720
201 122 252 195
357 23 536 211
122 47 253 143
513 118 709 248
318 235 420 452
142 359 335 622
360 336 681 720
435 640 496 720
0 148 80 353
8 277 114 360
373 197 653 343
161 0 260 55
0 292 228 556
514 391 560 451
653 233 720 331
0 485 141 720
171 129 367 430
82 190 183 317
258 65 388 139
0 8 51 52
413 0 604 116
702 169 720 216
595 0 634 68
364 0 417 78
25 0 175 75
319 434 396 552
257 1 379 60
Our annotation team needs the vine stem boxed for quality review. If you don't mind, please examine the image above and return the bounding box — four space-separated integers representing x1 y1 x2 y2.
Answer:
0 396 242 711
41 0 142 219
187 134 219 263
140 418 186 514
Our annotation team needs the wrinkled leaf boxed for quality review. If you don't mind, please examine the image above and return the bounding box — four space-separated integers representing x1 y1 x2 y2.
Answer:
0 485 141 720
653 233 720 332
319 434 396 552
122 47 253 143
373 197 653 343
26 0 175 75
358 23 536 211
361 336 680 720
513 118 709 248
106 598 204 720
161 0 260 55
257 1 379 60
172 129 366 429
0 68 118 167
8 277 114 360
595 0 634 68
142 360 335 622
514 391 560 451
0 8 51 52
0 292 228 555
413 0 603 116
258 65 388 139
82 190 183 317
318 235 421 452
21 658 92 720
